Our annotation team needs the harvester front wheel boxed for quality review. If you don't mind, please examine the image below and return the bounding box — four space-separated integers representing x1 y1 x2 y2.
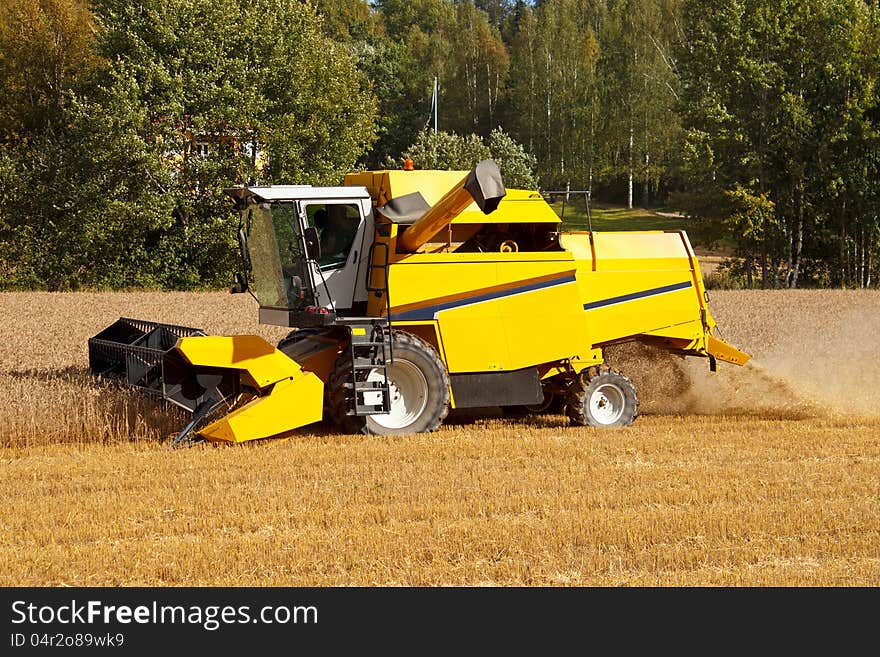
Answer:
329 331 450 436
566 366 638 427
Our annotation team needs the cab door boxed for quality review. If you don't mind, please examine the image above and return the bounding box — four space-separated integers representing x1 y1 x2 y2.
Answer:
299 200 367 312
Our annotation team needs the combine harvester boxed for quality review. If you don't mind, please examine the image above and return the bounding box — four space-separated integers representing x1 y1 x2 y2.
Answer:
89 160 749 444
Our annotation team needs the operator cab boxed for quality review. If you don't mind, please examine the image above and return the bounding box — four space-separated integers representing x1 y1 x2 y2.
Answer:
225 185 374 327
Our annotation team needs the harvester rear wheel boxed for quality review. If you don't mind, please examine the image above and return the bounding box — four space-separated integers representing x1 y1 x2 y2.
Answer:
566 366 639 427
329 331 450 436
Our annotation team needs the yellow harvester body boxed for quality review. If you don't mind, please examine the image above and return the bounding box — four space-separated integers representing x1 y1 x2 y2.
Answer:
89 162 749 444
346 168 748 379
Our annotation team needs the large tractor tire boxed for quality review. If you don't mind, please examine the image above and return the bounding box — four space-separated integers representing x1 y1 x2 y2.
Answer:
329 331 450 435
566 366 639 427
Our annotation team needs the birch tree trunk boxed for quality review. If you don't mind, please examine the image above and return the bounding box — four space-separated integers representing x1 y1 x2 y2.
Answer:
789 186 804 288
627 122 634 209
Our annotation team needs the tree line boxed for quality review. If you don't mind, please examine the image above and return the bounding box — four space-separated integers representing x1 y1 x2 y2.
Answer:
1 0 878 290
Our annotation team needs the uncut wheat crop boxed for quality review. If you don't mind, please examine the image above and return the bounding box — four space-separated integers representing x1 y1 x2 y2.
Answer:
0 290 878 586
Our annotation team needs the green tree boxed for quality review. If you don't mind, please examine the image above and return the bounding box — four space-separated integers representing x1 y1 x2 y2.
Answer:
377 0 509 138
444 2 510 135
395 128 537 188
87 0 377 287
486 127 538 188
2 0 379 290
506 1 681 202
678 0 880 288
0 67 174 289
0 0 99 139
311 0 380 42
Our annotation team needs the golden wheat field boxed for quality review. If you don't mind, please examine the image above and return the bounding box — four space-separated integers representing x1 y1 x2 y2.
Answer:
0 289 878 586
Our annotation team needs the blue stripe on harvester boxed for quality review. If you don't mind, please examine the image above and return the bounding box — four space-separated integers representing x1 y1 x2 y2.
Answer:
582 280 693 311
391 273 577 321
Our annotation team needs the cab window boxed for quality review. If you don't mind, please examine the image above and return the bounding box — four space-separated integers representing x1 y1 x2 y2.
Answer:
305 203 361 270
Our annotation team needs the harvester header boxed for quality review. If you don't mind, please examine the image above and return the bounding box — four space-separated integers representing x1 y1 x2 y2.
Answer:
89 160 749 444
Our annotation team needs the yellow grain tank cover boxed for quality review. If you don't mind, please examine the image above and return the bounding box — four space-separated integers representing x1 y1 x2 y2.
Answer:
343 170 559 225
174 335 325 442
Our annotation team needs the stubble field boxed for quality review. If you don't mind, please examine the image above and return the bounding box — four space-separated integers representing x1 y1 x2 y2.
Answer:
0 290 878 586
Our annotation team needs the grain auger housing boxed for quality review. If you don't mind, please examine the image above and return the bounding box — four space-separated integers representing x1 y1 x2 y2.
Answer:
89 159 749 444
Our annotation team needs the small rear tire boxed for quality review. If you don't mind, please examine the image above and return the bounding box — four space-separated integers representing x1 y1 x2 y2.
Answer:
566 366 639 427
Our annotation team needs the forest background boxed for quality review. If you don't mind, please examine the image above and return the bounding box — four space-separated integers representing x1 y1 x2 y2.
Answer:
1 0 878 290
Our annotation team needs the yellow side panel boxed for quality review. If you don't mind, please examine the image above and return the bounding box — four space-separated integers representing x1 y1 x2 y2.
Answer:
388 257 590 373
389 260 500 311
438 311 508 371
565 231 708 347
199 373 324 443
589 231 696 271
580 271 704 345
389 262 508 371
493 262 589 371
176 335 301 389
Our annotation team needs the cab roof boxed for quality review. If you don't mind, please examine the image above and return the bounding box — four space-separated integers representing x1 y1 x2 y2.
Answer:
225 185 371 203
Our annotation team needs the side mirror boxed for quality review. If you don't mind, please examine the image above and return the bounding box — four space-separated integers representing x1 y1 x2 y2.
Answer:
304 226 322 260
230 272 248 294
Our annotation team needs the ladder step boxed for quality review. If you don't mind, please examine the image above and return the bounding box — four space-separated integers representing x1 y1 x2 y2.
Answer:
353 386 391 415
353 353 386 363
353 406 390 415
343 245 392 417
343 381 390 390
352 382 390 392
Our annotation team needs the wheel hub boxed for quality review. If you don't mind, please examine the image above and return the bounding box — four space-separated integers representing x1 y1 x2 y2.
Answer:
366 359 428 430
589 383 626 425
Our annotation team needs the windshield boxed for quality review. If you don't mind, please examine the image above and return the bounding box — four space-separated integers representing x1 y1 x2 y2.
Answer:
242 202 314 310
